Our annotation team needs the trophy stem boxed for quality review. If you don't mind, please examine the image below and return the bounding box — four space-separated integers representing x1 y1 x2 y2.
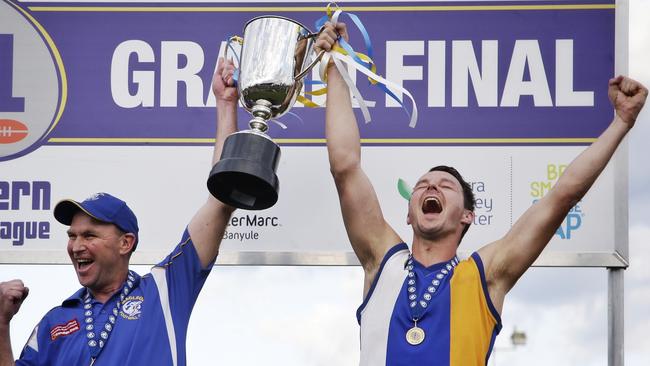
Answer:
249 99 272 133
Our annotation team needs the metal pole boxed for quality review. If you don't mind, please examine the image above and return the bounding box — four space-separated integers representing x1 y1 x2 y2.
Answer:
608 268 624 366
610 0 629 364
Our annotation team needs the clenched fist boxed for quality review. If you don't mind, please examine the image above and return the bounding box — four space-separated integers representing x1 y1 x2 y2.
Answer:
608 75 648 128
0 280 29 324
314 21 349 54
212 57 239 104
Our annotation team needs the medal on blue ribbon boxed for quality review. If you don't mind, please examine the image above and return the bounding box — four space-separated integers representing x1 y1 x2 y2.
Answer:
404 255 458 346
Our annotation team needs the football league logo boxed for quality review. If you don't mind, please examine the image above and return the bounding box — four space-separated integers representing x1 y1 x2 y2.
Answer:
0 119 28 144
0 1 65 161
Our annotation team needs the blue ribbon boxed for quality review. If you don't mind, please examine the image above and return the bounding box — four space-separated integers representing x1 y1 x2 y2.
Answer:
225 37 241 85
315 10 413 121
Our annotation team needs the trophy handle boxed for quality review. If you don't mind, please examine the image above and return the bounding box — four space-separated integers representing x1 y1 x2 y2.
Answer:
294 26 328 81
224 35 243 63
294 50 325 81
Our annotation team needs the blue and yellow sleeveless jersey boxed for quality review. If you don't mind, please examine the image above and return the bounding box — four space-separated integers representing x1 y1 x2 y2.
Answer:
357 243 502 366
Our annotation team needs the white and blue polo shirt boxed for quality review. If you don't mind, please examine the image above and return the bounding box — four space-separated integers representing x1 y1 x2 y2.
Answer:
16 229 212 366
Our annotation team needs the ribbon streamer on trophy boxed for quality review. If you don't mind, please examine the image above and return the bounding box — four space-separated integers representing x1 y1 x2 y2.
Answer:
304 3 419 128
207 3 418 211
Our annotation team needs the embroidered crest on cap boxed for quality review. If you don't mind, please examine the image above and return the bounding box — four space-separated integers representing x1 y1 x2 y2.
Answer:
85 193 105 201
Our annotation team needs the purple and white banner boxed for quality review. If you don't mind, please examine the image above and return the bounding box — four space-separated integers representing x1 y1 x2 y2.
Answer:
2 1 614 157
0 1 626 266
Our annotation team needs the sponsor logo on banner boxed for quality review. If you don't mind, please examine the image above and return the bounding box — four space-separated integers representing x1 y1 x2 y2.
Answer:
120 296 144 320
0 180 52 246
529 163 583 239
469 180 494 226
50 319 80 341
223 214 280 242
0 1 65 161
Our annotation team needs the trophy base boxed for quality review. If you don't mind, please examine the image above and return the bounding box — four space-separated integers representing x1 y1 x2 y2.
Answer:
207 131 280 210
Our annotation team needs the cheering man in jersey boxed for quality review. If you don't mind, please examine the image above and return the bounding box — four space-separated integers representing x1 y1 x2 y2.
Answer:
316 22 647 365
0 58 239 366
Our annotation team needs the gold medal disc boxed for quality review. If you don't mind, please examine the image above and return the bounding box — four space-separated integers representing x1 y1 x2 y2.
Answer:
406 326 425 345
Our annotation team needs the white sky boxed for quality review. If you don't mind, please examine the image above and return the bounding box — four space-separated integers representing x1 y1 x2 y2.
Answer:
3 1 650 365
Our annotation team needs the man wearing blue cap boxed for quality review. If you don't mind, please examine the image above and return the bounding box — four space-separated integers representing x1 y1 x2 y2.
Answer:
0 59 239 366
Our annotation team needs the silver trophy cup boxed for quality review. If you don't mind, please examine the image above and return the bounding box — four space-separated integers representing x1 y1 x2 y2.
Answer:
207 16 324 210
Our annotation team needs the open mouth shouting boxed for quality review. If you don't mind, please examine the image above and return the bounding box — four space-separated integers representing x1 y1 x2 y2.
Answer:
75 258 94 272
422 197 442 215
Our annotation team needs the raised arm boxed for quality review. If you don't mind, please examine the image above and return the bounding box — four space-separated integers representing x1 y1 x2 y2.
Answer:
0 280 28 366
317 23 401 291
479 76 648 312
188 58 238 268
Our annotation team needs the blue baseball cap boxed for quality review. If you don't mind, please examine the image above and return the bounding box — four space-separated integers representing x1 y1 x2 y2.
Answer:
53 193 140 250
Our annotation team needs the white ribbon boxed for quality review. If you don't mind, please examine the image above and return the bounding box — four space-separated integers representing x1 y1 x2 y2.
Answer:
269 119 288 130
330 51 419 128
320 52 372 123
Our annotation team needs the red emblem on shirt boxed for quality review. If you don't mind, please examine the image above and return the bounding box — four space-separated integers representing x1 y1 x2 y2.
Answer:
50 319 80 341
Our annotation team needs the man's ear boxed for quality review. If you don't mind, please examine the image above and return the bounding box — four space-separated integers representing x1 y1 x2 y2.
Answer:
406 192 414 226
119 233 136 255
461 210 474 225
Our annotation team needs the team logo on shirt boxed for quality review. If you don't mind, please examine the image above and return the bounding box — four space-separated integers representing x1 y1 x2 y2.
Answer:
50 319 80 340
120 296 144 320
